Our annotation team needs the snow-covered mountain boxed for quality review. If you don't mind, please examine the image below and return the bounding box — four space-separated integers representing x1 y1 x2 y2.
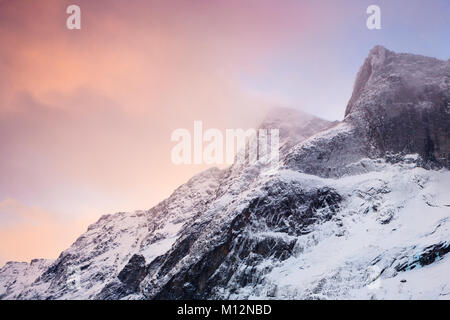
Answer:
1 46 449 300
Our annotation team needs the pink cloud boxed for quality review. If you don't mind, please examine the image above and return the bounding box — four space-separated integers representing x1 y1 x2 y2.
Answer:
0 0 341 263
0 198 93 263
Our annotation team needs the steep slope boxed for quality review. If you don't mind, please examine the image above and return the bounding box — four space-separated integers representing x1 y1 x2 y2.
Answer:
139 155 450 300
0 259 53 299
345 46 450 168
242 159 450 299
0 46 449 300
8 167 224 300
0 108 332 300
284 46 450 177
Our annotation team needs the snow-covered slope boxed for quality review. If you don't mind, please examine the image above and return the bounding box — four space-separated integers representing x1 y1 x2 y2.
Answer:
245 158 450 299
0 259 53 299
0 46 449 300
9 167 224 300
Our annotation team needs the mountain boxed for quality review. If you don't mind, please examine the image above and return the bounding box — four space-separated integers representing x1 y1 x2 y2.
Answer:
0 259 52 299
1 46 449 300
345 46 450 168
284 46 450 177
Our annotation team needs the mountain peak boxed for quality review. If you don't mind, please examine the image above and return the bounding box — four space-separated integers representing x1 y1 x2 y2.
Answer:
368 45 389 63
346 46 449 117
259 107 335 149
345 45 391 116
344 46 450 168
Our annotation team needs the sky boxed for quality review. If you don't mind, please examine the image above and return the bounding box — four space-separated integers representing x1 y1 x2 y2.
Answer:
0 0 449 265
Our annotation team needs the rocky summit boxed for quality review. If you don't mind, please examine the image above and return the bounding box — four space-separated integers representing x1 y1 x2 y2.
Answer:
1 46 449 300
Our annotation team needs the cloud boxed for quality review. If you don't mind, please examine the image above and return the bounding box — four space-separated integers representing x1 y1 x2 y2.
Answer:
0 198 93 263
0 0 347 264
3 0 447 264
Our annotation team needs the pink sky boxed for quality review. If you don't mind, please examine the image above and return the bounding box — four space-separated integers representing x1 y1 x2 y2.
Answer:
0 0 323 264
1 0 449 264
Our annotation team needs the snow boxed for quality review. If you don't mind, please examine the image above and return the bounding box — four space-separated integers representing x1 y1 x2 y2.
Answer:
3 148 448 300
240 158 450 300
140 222 183 261
365 257 450 300
0 259 53 299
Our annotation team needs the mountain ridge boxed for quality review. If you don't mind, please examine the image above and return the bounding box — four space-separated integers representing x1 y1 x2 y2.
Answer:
1 46 449 300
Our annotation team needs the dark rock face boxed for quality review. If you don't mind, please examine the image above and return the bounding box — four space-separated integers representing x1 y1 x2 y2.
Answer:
29 253 77 299
117 254 147 292
396 242 450 272
366 103 450 168
96 254 147 300
97 254 148 300
345 46 450 168
147 181 342 300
